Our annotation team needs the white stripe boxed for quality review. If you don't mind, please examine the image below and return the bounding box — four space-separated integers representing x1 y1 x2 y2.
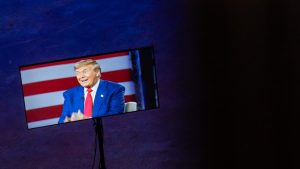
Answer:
24 91 64 110
100 55 132 73
119 81 136 96
21 55 132 84
28 118 59 129
24 81 136 110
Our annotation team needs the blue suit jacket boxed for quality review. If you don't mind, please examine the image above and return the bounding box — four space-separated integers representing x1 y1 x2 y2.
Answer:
58 80 125 124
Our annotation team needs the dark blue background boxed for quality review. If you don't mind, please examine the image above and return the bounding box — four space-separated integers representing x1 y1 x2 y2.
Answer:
3 0 299 169
0 1 203 169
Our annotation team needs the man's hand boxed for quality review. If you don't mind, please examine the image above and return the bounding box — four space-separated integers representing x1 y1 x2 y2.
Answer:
63 116 70 123
63 110 91 123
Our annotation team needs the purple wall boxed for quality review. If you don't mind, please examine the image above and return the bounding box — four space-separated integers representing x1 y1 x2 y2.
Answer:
0 1 203 169
4 0 297 168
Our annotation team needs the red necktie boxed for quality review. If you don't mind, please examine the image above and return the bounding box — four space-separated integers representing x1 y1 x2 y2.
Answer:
84 88 93 118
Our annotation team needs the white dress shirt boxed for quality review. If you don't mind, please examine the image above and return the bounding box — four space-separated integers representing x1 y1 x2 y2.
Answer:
84 79 100 103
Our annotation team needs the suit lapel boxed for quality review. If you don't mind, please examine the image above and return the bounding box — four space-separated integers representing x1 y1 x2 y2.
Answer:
93 80 106 116
77 86 84 113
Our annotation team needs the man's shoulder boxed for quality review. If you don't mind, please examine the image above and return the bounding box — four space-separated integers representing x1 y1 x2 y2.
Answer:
102 80 124 89
63 85 83 95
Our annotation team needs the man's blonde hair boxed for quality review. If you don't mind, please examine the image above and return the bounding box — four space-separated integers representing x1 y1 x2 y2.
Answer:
74 59 101 72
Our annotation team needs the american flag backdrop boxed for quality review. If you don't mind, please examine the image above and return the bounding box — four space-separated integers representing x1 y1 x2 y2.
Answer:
20 52 137 129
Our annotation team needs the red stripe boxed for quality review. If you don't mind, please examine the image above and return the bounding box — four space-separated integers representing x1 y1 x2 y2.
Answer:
26 105 63 122
23 78 77 96
23 69 133 96
26 94 137 122
20 52 129 71
125 94 136 102
101 69 132 82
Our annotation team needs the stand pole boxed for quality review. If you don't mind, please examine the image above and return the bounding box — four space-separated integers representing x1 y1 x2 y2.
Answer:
94 118 106 169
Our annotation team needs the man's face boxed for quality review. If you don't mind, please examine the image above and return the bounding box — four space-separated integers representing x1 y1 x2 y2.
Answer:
75 65 100 88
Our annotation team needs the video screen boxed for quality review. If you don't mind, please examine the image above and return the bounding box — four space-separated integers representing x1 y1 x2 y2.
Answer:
20 46 159 129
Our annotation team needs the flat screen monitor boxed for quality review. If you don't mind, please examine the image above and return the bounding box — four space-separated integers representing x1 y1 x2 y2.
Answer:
19 46 159 129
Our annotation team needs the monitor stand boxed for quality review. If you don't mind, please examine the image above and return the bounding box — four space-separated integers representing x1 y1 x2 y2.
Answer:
93 118 106 169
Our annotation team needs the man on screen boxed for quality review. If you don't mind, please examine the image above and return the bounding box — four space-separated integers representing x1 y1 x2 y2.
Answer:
58 59 125 123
